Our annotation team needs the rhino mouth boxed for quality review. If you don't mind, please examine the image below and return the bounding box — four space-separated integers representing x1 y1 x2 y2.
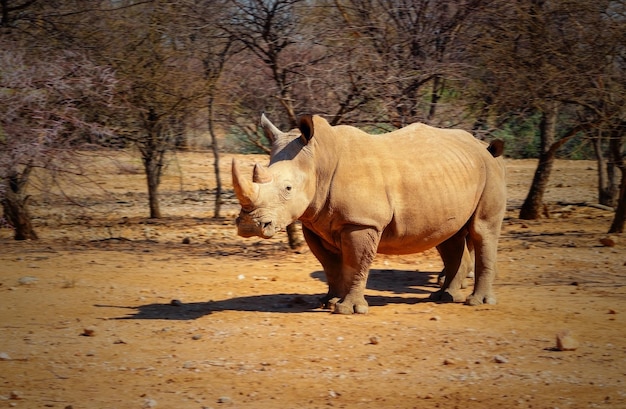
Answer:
260 220 275 238
235 214 279 239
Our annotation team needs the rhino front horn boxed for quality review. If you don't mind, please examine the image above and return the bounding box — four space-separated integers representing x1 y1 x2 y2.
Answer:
232 159 259 210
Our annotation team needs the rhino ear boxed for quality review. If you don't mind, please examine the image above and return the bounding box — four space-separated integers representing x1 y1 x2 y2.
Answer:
298 114 314 144
260 113 282 144
487 139 504 158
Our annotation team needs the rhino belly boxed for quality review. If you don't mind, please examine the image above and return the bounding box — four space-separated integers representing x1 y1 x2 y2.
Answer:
377 213 469 255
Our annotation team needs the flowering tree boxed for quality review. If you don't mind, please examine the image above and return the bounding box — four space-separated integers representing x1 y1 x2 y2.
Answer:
0 48 117 240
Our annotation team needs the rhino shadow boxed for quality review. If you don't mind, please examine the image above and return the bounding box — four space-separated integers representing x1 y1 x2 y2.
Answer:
95 273 438 321
94 293 323 320
310 268 439 295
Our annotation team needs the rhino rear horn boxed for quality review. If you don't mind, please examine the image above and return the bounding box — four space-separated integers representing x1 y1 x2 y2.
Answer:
253 163 272 184
232 159 259 209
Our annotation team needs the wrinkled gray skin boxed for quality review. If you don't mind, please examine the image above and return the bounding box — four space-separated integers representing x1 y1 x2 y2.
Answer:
232 114 506 314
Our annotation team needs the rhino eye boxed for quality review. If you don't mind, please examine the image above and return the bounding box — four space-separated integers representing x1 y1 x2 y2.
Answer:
285 185 292 191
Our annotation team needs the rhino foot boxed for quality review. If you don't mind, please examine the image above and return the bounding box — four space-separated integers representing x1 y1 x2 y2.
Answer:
429 289 465 303
319 295 340 310
465 293 497 306
333 295 369 315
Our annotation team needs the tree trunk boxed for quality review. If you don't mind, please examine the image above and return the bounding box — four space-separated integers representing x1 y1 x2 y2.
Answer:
1 174 38 240
519 150 557 219
609 166 626 233
207 96 222 218
608 131 625 233
519 104 558 220
146 169 161 219
143 148 163 219
593 133 619 207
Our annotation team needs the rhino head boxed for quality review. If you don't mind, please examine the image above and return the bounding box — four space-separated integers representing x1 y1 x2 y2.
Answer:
231 115 316 238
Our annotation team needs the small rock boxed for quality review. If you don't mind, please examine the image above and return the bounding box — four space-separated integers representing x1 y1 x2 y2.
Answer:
143 398 157 408
82 327 96 337
217 396 232 404
182 237 191 244
170 299 183 307
192 334 202 340
430 316 441 321
9 391 22 400
493 355 509 363
608 309 617 315
443 358 456 365
0 352 11 361
369 336 380 345
599 237 617 247
556 330 579 351
18 276 38 285
182 361 197 369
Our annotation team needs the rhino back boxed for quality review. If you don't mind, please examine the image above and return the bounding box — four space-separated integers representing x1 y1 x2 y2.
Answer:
306 122 502 254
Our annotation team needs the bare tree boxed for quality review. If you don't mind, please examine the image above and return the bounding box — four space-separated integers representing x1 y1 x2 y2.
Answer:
465 0 624 220
77 1 214 219
0 47 116 240
183 0 240 218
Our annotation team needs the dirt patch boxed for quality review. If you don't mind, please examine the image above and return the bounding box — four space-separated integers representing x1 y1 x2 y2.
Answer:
1 153 624 408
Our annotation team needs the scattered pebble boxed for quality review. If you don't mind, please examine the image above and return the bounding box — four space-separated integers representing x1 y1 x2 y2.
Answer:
170 299 183 307
494 355 509 363
0 352 10 361
182 237 191 244
599 236 617 247
369 336 380 345
217 396 232 404
430 316 441 321
182 361 197 369
142 398 157 408
9 391 22 400
443 358 456 365
81 327 96 337
18 276 38 285
556 330 579 351
192 334 202 340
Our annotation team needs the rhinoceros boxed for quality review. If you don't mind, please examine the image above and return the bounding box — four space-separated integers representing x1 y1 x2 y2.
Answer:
232 114 506 314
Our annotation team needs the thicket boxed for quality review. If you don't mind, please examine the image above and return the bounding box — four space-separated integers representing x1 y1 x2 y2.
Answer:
1 0 625 240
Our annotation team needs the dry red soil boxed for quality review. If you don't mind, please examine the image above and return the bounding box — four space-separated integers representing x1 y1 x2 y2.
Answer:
1 152 624 409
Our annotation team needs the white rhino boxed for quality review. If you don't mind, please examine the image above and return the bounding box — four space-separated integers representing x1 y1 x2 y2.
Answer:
232 114 506 314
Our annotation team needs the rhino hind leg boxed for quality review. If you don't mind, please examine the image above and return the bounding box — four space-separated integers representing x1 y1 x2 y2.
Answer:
465 222 500 306
437 240 474 289
430 232 468 303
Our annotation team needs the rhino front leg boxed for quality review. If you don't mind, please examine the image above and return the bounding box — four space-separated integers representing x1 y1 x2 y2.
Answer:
333 226 380 315
302 226 343 309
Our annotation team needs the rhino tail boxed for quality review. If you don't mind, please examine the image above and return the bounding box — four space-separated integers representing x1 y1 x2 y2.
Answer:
487 139 504 158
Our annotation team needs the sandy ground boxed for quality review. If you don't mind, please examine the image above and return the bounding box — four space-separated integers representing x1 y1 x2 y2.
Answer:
0 151 624 409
